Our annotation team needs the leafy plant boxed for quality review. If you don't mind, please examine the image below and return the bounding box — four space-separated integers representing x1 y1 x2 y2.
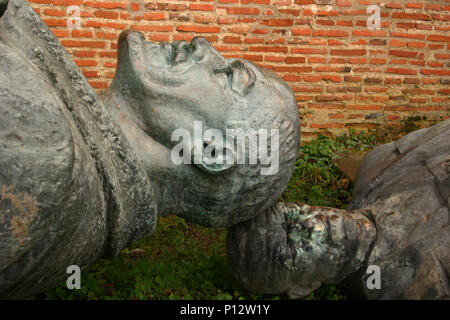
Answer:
281 129 376 208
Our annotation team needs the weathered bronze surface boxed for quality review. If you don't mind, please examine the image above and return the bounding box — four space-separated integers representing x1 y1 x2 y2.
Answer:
0 0 299 298
1 0 448 300
227 120 450 299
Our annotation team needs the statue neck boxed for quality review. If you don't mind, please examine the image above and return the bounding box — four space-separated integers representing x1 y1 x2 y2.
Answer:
100 86 184 218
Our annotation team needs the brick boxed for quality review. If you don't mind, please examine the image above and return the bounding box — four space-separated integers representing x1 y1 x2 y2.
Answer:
370 58 386 64
294 0 314 4
262 19 294 26
390 32 426 40
72 30 93 38
132 25 174 32
99 51 117 58
292 28 312 36
402 89 435 95
249 46 288 53
73 50 96 58
43 19 67 27
292 48 327 54
53 0 83 5
392 12 430 20
331 49 366 56
313 30 349 37
43 9 65 17
303 75 323 82
89 81 109 89
309 123 344 128
252 28 267 34
244 37 264 44
421 69 450 76
308 57 327 63
74 59 97 66
82 70 99 78
427 35 450 42
264 56 285 62
189 4 214 11
285 56 306 64
94 10 119 19
352 30 387 37
274 66 311 73
337 20 353 27
386 68 417 75
148 34 170 42
385 3 402 9
347 105 382 111
52 30 70 38
336 0 351 6
243 54 263 62
62 40 106 48
224 36 242 44
177 25 220 33
226 7 260 15
370 39 386 46
283 74 302 82
143 12 166 20
84 1 127 9
316 20 335 26
389 50 418 58
323 75 342 82
406 3 422 9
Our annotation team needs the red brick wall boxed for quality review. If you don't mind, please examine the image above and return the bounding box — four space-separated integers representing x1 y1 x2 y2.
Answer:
30 0 449 138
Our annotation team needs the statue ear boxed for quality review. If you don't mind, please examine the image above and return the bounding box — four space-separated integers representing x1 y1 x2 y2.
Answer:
0 0 8 18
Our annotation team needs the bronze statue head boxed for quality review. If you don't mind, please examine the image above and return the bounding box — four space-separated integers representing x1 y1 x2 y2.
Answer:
104 31 301 227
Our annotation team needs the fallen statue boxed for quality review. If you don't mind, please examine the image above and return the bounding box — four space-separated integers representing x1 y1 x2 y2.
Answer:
227 119 449 299
0 0 448 299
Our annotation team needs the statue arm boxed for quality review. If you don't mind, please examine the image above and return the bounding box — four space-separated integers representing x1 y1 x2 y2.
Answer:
226 202 376 298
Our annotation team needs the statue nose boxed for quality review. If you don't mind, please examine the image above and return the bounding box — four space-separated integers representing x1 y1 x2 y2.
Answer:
190 37 225 64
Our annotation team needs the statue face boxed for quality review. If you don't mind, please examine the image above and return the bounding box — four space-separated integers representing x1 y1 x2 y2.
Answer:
119 31 274 147
111 31 300 227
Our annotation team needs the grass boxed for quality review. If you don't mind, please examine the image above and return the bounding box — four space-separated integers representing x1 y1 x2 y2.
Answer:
36 129 377 300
